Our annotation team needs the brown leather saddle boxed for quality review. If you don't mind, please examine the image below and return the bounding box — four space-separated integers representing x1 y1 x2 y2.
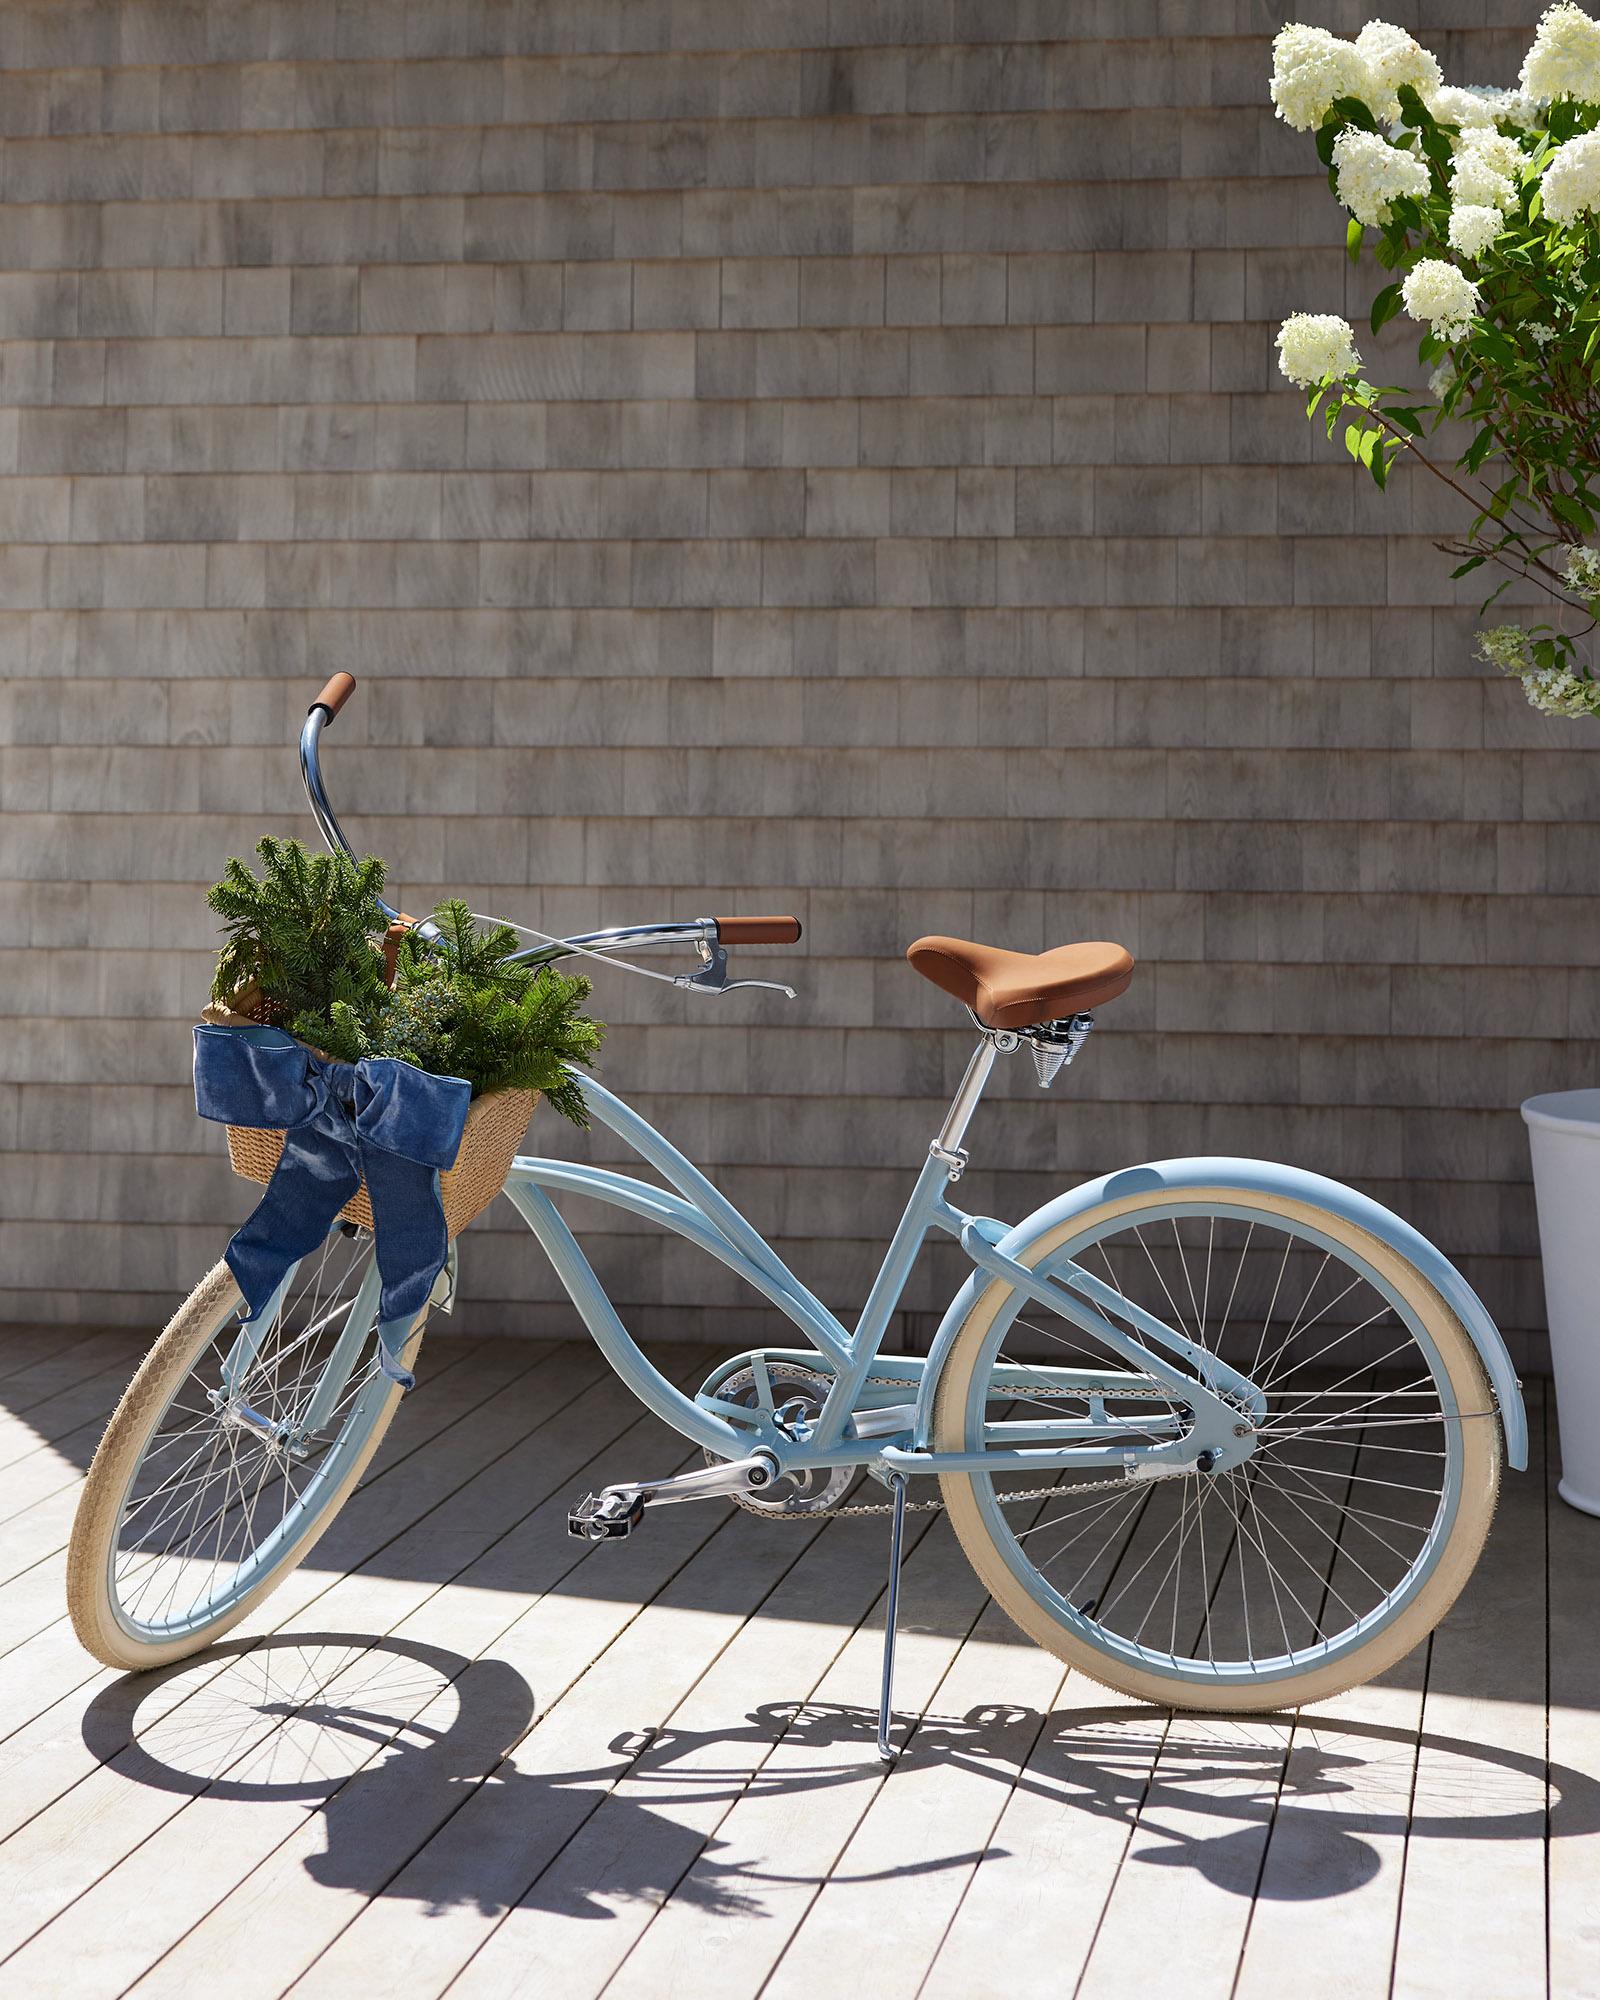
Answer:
907 934 1134 1030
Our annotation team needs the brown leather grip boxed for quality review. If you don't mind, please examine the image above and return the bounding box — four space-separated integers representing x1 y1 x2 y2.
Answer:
714 915 802 945
310 672 356 720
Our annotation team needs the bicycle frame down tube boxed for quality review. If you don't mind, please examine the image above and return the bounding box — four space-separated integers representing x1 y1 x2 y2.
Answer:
499 1077 961 1465
501 1176 750 1460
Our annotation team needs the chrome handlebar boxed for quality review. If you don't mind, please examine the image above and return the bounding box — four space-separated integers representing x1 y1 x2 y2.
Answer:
298 700 790 991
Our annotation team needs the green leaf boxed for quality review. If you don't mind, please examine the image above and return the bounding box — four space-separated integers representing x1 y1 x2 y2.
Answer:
1462 427 1498 475
1451 554 1487 578
1550 491 1596 533
1329 93 1377 132
1419 122 1453 173
1369 281 1404 335
1347 216 1365 263
1395 83 1433 129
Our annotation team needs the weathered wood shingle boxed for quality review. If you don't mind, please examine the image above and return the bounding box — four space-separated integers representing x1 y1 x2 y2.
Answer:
2 2 1595 1369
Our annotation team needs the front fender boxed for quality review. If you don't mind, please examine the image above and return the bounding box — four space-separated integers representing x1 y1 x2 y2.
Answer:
920 1157 1526 1471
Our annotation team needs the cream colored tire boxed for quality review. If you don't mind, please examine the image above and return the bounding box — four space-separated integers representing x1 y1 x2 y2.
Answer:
934 1188 1501 1713
68 1259 422 1674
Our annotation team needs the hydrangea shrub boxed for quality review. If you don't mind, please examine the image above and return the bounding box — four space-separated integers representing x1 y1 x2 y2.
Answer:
1271 5 1600 719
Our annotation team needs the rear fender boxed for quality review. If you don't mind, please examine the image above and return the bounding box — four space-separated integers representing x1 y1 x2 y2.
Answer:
918 1157 1527 1471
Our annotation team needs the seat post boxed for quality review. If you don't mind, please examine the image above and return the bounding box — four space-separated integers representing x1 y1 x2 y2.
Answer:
929 1029 1014 1179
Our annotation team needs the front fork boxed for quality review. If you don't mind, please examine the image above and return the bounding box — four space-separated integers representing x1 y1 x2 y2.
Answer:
211 1232 452 1453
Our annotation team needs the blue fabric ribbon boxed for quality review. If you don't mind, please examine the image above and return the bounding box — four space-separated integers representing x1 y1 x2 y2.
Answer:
194 1023 473 1390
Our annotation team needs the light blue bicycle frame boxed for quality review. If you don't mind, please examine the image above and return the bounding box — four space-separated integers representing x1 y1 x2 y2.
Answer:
496 1044 1528 1490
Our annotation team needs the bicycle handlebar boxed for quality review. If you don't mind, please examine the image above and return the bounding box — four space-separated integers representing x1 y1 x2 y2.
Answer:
297 675 802 967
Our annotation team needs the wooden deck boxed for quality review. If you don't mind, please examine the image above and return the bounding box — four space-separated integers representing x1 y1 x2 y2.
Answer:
0 1324 1594 2000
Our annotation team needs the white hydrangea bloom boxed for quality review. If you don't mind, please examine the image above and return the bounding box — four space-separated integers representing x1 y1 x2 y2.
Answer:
1450 130 1524 209
1401 258 1480 339
1522 666 1600 716
1463 129 1526 178
1451 154 1515 206
1354 21 1443 120
1477 623 1600 717
1498 90 1542 128
1427 84 1503 129
1270 24 1376 130
1476 625 1532 671
1275 312 1364 387
1333 128 1431 224
1541 129 1600 220
1529 321 1559 345
1520 2 1600 106
1562 544 1600 593
1428 356 1456 399
1447 203 1503 256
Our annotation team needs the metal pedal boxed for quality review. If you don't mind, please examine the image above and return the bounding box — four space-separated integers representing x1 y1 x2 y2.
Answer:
568 1491 646 1542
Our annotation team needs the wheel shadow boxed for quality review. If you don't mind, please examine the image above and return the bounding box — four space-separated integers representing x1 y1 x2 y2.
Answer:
82 1634 1600 1921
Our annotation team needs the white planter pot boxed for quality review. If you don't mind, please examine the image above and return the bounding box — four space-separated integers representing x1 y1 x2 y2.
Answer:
1523 1089 1600 1516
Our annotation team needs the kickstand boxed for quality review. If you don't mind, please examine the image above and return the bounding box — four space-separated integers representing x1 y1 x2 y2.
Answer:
876 1471 909 1766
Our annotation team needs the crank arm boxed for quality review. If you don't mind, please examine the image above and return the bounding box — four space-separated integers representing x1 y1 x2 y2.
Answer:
569 1450 781 1540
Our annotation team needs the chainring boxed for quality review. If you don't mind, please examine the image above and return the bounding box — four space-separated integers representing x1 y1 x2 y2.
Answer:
700 1362 855 1518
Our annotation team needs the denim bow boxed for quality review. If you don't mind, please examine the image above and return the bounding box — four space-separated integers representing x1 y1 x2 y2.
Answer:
194 1023 473 1389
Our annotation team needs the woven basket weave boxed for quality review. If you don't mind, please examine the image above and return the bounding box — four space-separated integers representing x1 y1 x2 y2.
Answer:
204 1005 534 1238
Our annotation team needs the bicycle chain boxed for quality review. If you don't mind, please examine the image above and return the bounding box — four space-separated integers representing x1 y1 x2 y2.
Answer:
769 1375 1176 1521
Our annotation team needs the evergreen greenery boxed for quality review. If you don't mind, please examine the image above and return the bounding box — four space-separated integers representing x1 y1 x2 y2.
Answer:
208 836 390 1028
206 840 603 1124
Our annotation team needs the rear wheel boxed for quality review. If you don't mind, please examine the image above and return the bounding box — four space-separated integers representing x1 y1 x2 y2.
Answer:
934 1185 1501 1711
68 1229 424 1672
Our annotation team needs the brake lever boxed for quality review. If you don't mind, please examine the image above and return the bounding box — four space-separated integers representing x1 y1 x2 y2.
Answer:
673 940 797 1001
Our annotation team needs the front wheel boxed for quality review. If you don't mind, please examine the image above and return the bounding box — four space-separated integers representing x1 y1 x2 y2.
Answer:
934 1183 1501 1712
68 1229 425 1672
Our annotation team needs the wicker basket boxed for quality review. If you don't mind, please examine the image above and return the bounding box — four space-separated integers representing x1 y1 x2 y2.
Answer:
204 1005 535 1238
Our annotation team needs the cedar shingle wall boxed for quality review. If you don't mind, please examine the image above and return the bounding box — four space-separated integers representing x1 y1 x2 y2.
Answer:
1 2 1593 1372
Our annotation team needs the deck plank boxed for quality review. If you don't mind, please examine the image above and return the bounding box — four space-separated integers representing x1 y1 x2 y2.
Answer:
0 1332 148 1423
281 1456 781 2000
0 1352 718 2000
1388 1383 1549 2000
755 1603 1066 2000
451 1510 947 2000
0 1326 103 1390
0 1339 146 1454
0 1334 521 1681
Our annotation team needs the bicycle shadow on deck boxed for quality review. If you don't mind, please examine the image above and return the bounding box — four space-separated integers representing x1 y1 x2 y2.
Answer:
82 1632 1599 1925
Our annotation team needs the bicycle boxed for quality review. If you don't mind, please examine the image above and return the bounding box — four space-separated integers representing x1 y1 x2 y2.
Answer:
68 674 1526 1759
